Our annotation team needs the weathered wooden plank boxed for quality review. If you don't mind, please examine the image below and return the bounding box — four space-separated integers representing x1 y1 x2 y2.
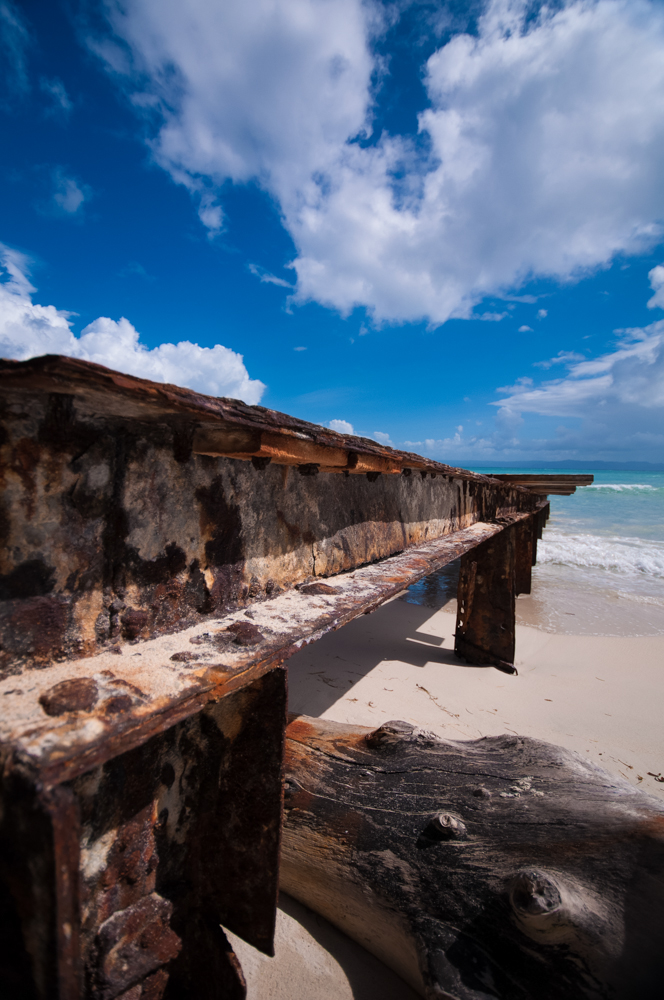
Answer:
282 715 664 1000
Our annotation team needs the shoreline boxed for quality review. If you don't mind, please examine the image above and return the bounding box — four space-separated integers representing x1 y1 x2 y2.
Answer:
401 559 664 637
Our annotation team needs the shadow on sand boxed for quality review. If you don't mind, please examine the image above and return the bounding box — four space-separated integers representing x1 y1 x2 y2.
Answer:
278 893 420 1000
286 576 496 718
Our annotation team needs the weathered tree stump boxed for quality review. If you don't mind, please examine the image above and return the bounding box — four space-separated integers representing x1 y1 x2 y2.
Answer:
281 715 664 1000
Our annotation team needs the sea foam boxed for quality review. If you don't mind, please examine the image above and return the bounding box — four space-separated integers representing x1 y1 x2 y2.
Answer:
580 483 659 492
538 529 664 579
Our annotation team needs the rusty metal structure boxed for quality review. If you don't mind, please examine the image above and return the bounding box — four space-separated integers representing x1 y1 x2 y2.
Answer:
0 356 589 998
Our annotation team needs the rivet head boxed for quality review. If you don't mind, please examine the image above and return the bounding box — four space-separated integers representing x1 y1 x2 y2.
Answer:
427 812 468 840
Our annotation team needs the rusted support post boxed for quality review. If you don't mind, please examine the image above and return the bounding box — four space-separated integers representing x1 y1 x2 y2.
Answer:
0 668 286 1000
514 515 534 595
454 522 517 674
531 502 550 567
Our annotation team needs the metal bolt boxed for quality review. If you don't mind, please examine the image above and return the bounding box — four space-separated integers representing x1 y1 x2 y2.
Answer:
428 812 467 840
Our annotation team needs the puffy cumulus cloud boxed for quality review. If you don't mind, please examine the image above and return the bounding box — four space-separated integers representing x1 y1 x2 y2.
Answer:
373 430 393 446
94 0 664 325
328 418 354 434
93 0 375 231
0 244 265 403
294 0 664 322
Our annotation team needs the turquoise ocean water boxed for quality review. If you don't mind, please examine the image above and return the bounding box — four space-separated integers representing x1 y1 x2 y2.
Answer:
403 469 664 636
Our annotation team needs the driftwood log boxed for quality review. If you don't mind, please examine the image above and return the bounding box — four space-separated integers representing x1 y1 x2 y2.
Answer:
281 715 664 1000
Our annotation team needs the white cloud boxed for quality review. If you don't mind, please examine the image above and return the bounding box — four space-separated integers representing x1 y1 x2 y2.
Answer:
518 324 533 332
197 193 223 236
534 350 585 369
50 168 90 215
328 418 354 434
248 263 293 288
92 0 664 326
0 1 29 96
537 309 548 320
94 0 375 232
475 311 507 322
40 77 73 117
293 345 307 351
647 264 664 309
496 324 664 417
417 280 664 463
373 430 393 445
0 243 265 403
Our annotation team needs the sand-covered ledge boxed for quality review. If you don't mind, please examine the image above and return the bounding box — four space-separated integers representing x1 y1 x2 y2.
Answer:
227 594 664 999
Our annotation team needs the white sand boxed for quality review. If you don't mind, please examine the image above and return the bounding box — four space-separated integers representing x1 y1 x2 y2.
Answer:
226 894 420 1000
288 598 664 796
229 596 664 998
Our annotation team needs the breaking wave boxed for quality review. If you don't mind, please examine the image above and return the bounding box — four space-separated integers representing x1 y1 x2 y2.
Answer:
538 529 664 579
580 483 659 491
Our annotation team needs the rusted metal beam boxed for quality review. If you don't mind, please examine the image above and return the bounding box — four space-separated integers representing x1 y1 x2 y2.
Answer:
455 517 518 674
0 356 541 675
514 516 534 596
454 504 550 672
0 354 529 483
0 667 286 1000
492 474 593 495
0 356 565 998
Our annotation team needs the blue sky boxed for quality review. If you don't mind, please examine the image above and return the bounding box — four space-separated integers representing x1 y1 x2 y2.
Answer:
1 0 664 465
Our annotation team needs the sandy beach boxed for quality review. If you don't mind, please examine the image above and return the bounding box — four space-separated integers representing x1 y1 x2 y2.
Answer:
227 594 664 998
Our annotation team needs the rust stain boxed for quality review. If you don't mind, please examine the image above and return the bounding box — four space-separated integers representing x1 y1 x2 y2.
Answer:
95 893 181 999
39 676 99 716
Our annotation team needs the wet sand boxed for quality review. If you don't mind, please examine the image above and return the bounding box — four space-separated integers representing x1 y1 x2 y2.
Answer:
228 595 664 998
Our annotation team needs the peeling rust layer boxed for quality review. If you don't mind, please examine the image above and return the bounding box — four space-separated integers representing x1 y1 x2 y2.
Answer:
1 668 285 1000
0 355 539 482
0 356 540 674
454 507 549 673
